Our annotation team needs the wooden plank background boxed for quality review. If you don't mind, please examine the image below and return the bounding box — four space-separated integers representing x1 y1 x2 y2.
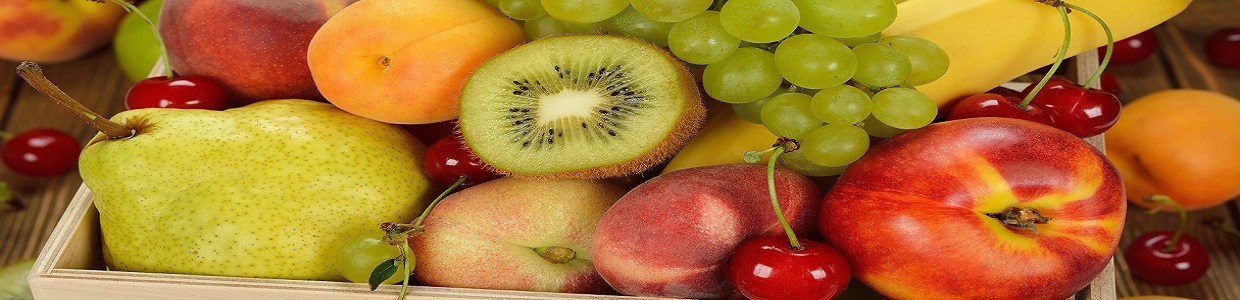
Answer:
1 0 1238 299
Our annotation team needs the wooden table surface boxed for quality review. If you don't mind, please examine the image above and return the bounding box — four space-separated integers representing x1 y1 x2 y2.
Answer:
2 1 1238 299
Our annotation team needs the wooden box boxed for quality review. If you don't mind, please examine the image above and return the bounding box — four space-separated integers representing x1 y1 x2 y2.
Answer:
26 45 1117 300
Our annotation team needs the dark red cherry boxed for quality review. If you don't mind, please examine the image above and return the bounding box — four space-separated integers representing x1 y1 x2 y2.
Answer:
1102 29 1159 65
728 235 852 300
422 134 500 187
1 128 82 177
1206 27 1240 69
125 75 229 110
1125 231 1210 286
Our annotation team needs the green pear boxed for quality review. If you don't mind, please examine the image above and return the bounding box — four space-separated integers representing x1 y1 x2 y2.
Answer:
17 62 438 281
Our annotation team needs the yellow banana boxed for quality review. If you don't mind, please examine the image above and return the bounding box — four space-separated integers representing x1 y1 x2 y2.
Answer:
663 0 1192 173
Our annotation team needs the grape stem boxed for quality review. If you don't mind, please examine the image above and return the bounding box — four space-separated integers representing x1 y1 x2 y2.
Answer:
1144 195 1187 253
98 0 174 79
765 146 802 250
1019 3 1072 109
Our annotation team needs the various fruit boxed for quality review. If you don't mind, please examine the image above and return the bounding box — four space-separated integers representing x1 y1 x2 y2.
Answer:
1206 27 1240 69
411 178 624 294
458 34 704 179
593 164 822 298
0 128 81 177
160 0 357 105
0 0 125 63
18 62 440 281
307 0 525 124
1105 89 1240 211
820 118 1126 300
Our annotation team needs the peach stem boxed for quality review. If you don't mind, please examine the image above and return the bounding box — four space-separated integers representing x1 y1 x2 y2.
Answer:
15 62 134 140
1144 195 1187 252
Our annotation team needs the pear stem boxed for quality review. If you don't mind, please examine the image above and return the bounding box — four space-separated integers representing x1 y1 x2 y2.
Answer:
102 0 173 79
15 62 134 140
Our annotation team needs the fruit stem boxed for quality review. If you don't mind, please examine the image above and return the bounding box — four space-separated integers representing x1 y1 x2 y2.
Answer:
398 243 412 300
1144 195 1187 253
0 182 20 211
1065 3 1113 88
99 0 174 79
766 146 802 250
986 207 1054 233
1205 218 1240 239
412 176 465 229
1020 3 1072 109
15 62 135 140
534 246 577 264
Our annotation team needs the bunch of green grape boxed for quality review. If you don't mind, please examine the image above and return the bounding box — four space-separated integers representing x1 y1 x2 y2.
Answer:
485 0 949 177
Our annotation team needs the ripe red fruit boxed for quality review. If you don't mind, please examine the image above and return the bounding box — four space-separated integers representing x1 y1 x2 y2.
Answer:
1 128 82 177
1206 27 1240 69
1125 231 1210 286
728 235 851 300
1018 77 1122 137
125 75 229 110
1102 29 1159 65
422 134 500 187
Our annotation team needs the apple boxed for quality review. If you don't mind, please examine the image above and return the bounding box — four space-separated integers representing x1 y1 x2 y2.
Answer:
410 178 624 294
112 0 164 82
159 0 357 105
0 0 125 63
307 0 525 124
819 117 1126 300
592 164 823 299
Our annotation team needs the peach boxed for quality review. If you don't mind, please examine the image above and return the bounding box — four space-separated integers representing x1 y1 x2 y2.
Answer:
411 178 623 294
159 0 357 105
0 0 125 63
592 164 823 299
1105 89 1240 211
307 0 525 124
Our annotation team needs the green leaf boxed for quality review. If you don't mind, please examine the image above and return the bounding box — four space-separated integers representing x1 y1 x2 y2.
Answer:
368 258 398 291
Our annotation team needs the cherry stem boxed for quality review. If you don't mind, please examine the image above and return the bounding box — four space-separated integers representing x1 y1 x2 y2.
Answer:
15 62 134 140
1020 3 1072 109
1064 3 1113 88
100 0 173 79
1144 195 1187 253
1205 219 1240 239
766 146 802 250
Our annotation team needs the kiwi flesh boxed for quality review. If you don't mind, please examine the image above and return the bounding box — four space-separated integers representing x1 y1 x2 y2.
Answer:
458 34 704 179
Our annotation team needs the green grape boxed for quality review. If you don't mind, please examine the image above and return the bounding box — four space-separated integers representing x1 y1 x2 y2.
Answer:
732 91 777 124
851 42 911 88
774 34 856 89
811 85 872 125
523 15 569 40
631 0 712 22
562 19 608 33
667 11 741 65
861 114 906 138
800 124 869 167
879 35 950 86
779 149 848 177
336 232 408 284
542 0 628 23
702 47 783 104
835 32 881 47
871 87 936 129
718 0 800 43
760 92 822 139
606 6 675 47
792 0 896 39
499 0 547 21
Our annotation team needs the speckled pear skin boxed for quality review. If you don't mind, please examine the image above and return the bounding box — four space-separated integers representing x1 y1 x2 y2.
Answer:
79 99 437 281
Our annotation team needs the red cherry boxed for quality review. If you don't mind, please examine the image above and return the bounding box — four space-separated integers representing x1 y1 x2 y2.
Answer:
422 134 500 187
1206 27 1240 69
1 128 82 177
1102 29 1159 65
945 93 1054 127
1125 231 1210 286
125 75 229 110
728 235 851 300
1020 77 1122 137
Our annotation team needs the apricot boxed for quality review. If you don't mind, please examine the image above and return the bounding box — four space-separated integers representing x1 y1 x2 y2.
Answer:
1105 89 1240 211
307 0 525 124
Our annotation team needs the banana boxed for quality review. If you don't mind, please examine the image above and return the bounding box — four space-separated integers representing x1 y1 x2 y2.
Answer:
662 0 1192 174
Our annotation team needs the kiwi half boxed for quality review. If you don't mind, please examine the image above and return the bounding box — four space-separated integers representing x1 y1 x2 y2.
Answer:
458 34 704 179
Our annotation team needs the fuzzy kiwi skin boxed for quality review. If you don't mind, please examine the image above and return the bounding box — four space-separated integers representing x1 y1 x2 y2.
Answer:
463 34 705 180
